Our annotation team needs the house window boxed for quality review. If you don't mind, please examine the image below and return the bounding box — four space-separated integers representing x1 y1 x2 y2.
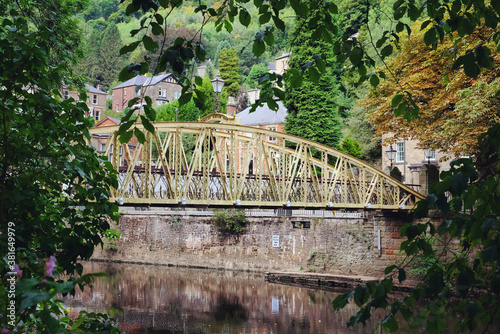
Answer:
64 90 70 100
159 88 166 97
88 107 94 118
92 94 98 104
101 144 106 152
116 104 119 112
282 60 285 70
124 89 127 96
268 127 277 142
94 110 100 121
396 142 405 163
174 91 181 99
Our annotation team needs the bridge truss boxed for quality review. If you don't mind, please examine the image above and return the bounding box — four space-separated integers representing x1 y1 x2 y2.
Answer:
89 119 424 210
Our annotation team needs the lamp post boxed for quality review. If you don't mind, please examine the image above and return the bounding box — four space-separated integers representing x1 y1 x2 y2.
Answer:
424 149 433 193
211 72 225 113
385 145 396 174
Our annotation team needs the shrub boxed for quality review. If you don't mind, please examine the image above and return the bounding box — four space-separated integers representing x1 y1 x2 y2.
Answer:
212 209 248 236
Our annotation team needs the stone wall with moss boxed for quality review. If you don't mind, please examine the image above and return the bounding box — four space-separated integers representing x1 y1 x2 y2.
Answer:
93 210 416 277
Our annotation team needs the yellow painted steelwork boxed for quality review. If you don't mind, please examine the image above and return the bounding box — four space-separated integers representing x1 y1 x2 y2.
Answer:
89 122 424 210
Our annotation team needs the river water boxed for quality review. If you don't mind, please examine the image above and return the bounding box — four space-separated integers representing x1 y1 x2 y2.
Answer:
64 262 381 333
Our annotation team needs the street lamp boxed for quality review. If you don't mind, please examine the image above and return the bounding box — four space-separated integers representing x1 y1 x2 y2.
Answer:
385 145 396 173
211 72 225 113
424 149 433 193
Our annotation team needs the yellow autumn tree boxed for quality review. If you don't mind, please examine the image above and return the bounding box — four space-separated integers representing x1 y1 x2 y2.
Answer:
364 22 500 158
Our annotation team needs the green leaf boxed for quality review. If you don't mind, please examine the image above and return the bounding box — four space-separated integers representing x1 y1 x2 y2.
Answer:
385 264 397 275
143 35 158 52
353 285 370 307
155 13 164 25
308 66 320 83
475 46 494 69
349 46 363 65
151 22 164 36
178 92 193 106
120 41 141 56
369 74 380 88
252 40 265 58
140 115 155 134
134 127 146 144
424 27 437 46
128 97 140 108
381 45 393 58
382 314 399 333
398 268 406 283
119 129 134 144
259 11 271 24
239 8 251 27
224 19 233 33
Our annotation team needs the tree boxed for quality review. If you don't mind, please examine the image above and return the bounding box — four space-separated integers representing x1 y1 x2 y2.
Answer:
284 10 343 149
116 1 500 332
0 0 120 332
99 23 126 91
245 63 270 89
363 22 500 160
218 47 241 97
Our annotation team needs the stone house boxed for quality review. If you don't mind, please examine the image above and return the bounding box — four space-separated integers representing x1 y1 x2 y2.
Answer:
274 52 290 76
381 134 451 194
111 74 182 112
63 84 107 122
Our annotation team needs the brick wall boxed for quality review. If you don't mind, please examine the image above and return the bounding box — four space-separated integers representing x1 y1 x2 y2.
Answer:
94 211 419 277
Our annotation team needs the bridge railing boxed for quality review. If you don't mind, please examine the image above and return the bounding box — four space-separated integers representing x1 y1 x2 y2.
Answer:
89 122 425 211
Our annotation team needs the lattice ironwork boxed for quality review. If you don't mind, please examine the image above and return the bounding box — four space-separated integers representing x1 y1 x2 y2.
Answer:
89 121 424 210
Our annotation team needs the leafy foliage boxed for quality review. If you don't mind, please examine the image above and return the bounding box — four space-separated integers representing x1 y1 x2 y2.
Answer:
212 209 248 237
334 125 500 332
219 47 241 97
284 6 343 149
364 22 500 159
0 0 120 331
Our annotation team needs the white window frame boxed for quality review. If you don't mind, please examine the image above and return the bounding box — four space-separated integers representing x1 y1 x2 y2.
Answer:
159 87 166 97
268 127 277 142
92 94 98 104
64 90 70 100
396 142 405 163
116 104 120 112
94 109 100 121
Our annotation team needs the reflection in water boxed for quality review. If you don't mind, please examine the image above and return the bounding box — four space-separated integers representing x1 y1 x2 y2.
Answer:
64 262 378 333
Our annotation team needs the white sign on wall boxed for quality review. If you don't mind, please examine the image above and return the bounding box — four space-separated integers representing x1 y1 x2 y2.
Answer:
272 235 280 247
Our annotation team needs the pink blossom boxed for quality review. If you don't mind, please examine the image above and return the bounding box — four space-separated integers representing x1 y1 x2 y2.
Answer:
13 264 21 276
44 256 56 277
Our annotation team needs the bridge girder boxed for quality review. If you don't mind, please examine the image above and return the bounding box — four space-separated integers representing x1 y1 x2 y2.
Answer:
89 122 424 211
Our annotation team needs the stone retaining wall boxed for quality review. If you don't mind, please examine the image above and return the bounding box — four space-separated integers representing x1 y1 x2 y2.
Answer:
93 210 416 277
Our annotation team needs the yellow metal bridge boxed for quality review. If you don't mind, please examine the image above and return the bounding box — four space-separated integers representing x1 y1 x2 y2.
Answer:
89 116 424 211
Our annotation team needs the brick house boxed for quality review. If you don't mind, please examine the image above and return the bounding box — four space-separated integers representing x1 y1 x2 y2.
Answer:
63 84 107 122
111 74 182 112
381 134 451 194
90 116 139 167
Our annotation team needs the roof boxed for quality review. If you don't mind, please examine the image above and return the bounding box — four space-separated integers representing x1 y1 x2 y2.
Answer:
275 52 291 60
113 74 175 89
94 116 121 127
237 101 287 126
85 84 107 95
